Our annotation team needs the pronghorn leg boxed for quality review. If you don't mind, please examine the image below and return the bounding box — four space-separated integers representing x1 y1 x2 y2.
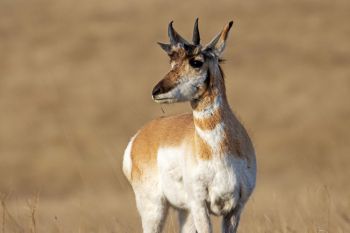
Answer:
191 202 212 233
178 210 197 233
135 190 169 233
221 203 243 233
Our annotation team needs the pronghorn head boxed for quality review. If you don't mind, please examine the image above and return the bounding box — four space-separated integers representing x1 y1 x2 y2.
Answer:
152 19 233 104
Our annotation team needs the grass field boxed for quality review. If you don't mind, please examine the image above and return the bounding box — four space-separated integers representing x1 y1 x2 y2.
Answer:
0 0 349 232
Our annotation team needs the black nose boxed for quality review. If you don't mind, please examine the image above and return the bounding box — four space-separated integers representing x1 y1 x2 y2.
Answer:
152 83 163 96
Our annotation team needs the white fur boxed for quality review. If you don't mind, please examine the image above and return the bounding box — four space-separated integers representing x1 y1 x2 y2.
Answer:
193 96 222 119
157 146 191 208
152 142 254 233
155 73 207 103
126 121 256 233
122 133 138 181
134 175 168 233
195 122 225 154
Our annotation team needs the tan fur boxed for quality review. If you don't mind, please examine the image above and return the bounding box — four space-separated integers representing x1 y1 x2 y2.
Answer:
131 101 254 181
194 134 212 160
194 108 222 131
131 113 194 181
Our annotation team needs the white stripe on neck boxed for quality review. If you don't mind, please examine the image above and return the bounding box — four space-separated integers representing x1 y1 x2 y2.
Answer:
193 96 222 119
195 122 225 154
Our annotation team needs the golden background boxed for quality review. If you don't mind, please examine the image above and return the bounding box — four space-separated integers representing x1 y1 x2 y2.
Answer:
0 0 349 232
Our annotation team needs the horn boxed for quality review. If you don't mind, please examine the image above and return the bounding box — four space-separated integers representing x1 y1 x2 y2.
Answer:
204 32 220 50
168 21 177 45
168 21 190 45
204 21 233 51
192 18 200 45
157 42 172 54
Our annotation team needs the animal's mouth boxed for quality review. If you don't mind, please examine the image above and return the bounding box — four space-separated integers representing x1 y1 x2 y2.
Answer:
152 95 175 104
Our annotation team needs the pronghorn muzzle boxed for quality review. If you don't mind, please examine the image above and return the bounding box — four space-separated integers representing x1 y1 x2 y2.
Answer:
152 78 177 102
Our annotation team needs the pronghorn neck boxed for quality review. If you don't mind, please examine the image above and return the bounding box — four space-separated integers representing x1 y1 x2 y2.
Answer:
191 63 228 116
191 90 229 119
191 66 239 160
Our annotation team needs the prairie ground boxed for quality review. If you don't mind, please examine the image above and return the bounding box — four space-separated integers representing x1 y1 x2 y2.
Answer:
0 0 349 232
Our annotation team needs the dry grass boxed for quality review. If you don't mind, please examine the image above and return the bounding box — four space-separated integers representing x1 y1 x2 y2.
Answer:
0 0 349 232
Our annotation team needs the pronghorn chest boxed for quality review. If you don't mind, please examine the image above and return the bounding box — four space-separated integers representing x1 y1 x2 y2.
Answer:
193 119 244 215
192 155 243 215
157 146 243 214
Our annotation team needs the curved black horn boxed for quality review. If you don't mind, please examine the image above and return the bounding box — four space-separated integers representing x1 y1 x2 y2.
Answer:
168 21 190 45
168 21 177 45
192 18 200 45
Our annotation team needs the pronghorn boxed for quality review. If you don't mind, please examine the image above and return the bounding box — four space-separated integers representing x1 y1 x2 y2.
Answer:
123 19 256 233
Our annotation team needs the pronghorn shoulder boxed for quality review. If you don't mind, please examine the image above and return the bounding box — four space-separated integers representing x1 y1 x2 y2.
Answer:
128 113 194 181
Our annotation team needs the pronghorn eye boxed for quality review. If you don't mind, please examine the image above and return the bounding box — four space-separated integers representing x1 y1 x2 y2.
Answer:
189 58 203 68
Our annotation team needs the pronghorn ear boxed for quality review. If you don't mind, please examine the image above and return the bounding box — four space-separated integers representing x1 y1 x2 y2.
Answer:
157 42 172 55
204 21 233 57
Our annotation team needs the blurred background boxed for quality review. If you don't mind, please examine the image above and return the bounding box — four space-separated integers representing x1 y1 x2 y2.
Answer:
0 0 349 232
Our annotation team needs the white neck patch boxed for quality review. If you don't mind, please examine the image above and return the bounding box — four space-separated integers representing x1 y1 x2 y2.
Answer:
193 96 222 119
195 122 226 154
